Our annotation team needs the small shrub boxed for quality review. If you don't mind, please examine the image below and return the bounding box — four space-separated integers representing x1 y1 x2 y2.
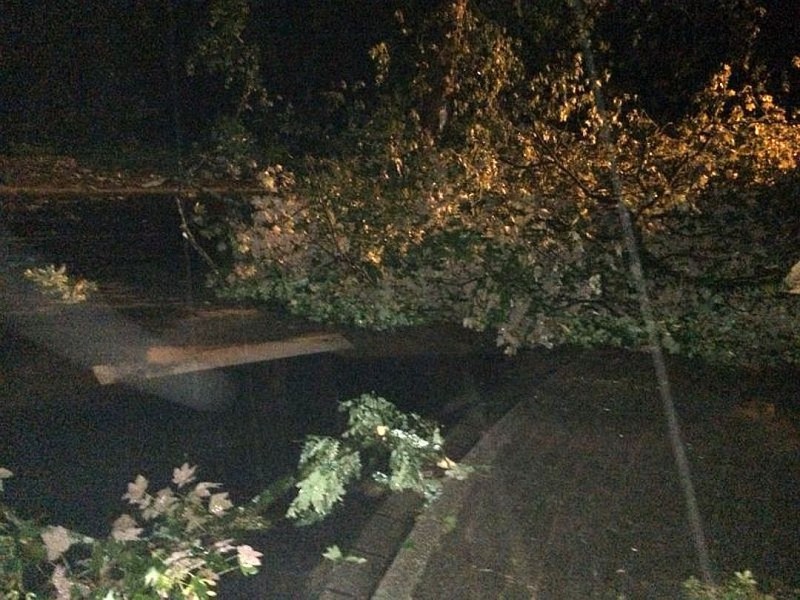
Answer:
288 393 467 524
0 395 461 598
0 463 276 599
684 571 776 600
23 264 97 304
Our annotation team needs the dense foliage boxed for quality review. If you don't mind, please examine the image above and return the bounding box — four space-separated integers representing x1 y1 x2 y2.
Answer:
0 396 458 598
684 570 777 600
288 393 467 524
4 0 796 365
0 464 273 599
196 1 799 366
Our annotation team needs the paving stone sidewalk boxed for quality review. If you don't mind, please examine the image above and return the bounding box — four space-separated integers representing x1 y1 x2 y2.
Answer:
318 350 800 599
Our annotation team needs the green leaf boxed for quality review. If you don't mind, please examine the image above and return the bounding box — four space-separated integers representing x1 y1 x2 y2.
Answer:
322 545 343 562
322 545 367 564
287 437 361 524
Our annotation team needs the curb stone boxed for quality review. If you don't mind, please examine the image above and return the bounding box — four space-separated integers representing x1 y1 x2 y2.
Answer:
312 492 423 599
370 398 535 600
314 351 581 599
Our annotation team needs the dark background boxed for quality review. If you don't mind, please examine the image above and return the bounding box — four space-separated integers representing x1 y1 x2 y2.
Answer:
1 0 798 154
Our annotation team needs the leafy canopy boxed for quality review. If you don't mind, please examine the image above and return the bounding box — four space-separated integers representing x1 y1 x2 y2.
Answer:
195 1 800 366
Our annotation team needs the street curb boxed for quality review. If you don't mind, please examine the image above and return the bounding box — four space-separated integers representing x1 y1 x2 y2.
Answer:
314 352 581 599
370 397 534 599
312 491 423 599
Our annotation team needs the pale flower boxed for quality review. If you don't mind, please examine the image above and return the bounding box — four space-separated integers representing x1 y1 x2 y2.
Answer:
208 492 233 516
237 544 263 570
213 538 236 554
41 525 73 561
122 475 149 505
111 514 143 542
51 564 72 600
172 463 197 488
143 488 177 520
191 481 221 499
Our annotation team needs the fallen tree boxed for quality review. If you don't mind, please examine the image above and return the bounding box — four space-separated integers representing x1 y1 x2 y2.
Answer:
195 1 800 366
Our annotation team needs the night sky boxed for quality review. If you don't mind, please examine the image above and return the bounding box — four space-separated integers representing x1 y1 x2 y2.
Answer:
1 0 797 151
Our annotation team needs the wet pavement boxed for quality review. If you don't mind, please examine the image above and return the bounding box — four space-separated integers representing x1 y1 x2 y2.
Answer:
2 195 799 599
325 350 800 599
